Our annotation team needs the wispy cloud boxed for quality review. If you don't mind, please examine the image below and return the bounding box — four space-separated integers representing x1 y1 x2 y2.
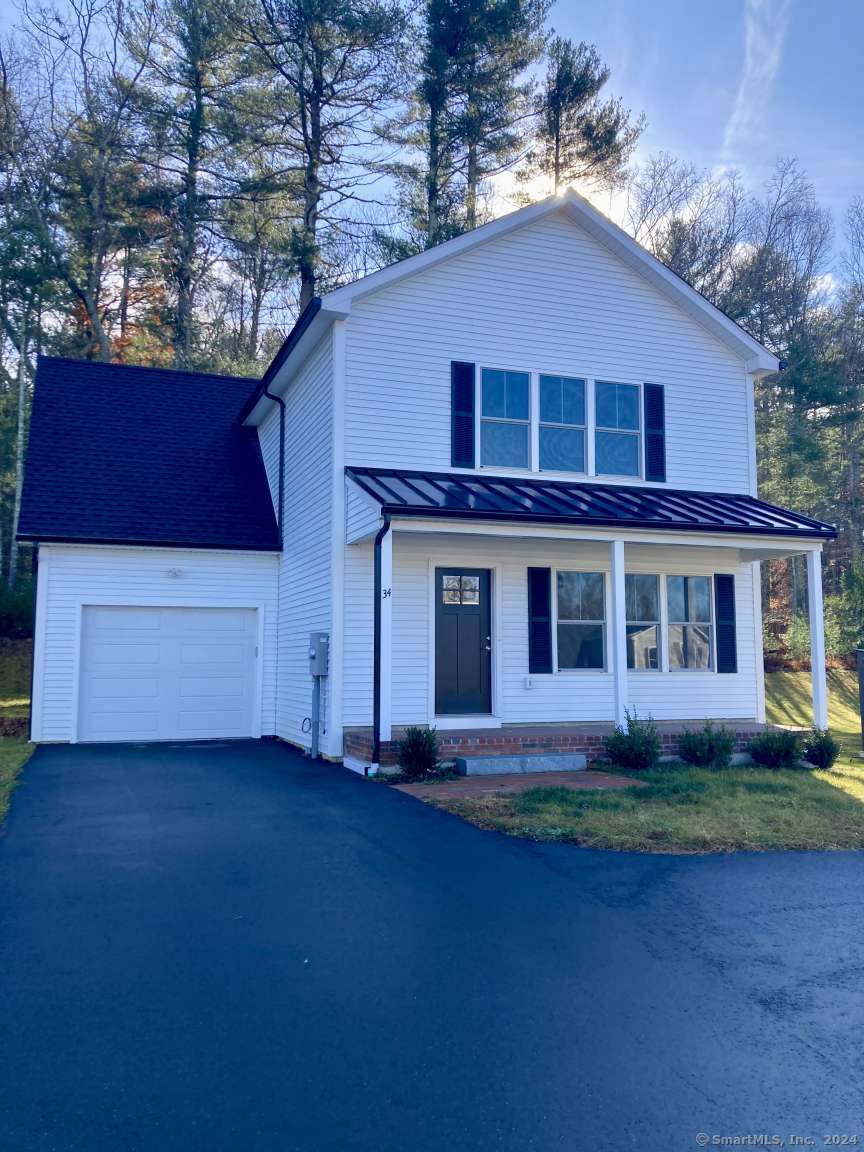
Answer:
723 0 791 156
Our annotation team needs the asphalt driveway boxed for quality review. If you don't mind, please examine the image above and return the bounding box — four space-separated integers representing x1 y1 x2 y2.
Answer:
1 742 863 1152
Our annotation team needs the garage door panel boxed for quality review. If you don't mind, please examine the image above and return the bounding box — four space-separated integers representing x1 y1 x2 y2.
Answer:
179 676 246 698
88 607 163 632
179 643 246 665
88 642 161 666
79 606 258 742
88 676 160 699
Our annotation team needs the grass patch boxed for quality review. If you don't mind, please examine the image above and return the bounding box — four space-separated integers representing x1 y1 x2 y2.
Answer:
0 637 31 719
436 766 864 853
0 739 31 822
433 672 864 853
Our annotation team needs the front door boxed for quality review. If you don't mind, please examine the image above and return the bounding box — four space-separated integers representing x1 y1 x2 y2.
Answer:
435 568 492 715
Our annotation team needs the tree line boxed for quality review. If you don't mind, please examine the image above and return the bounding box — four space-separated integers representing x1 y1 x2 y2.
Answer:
0 0 861 662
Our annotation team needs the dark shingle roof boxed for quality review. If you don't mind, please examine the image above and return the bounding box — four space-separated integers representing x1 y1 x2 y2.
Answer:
346 466 837 539
18 357 280 551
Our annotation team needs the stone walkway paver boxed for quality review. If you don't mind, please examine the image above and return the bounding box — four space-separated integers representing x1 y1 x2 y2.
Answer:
394 769 642 799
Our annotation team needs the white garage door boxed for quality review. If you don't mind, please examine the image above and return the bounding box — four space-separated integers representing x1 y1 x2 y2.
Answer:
78 606 259 742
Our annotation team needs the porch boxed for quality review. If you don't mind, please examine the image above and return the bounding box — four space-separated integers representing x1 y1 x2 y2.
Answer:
343 467 836 771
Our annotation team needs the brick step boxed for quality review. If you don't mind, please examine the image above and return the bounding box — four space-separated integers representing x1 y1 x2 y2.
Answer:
454 752 587 776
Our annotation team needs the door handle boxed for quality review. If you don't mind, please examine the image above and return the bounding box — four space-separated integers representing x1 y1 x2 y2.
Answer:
484 636 492 652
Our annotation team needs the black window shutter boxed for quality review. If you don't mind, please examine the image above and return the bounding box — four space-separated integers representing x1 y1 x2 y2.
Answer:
714 574 737 674
643 383 666 482
527 567 553 674
451 361 475 468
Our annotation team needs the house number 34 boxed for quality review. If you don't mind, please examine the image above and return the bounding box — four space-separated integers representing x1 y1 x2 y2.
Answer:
382 587 392 598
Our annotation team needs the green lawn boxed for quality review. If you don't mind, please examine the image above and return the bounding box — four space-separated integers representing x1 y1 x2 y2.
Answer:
434 671 864 853
0 638 33 819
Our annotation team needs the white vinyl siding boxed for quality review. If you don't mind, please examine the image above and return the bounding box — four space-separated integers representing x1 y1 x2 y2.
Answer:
273 332 334 749
258 404 281 517
343 211 752 493
32 544 279 743
342 534 759 726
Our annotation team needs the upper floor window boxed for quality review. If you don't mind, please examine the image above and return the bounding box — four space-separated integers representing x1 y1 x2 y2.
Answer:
595 381 640 477
539 375 586 472
480 368 530 468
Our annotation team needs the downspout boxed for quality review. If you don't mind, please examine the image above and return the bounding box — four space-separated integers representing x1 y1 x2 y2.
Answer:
262 384 285 740
27 544 38 743
262 383 286 549
371 516 391 772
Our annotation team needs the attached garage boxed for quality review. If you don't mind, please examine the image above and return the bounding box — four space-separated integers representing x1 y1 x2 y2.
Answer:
29 545 279 743
78 606 260 742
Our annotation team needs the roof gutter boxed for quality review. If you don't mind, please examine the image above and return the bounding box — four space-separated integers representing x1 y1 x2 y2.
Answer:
371 516 391 771
239 297 322 423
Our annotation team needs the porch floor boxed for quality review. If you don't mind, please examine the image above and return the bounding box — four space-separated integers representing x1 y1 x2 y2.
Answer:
395 769 644 799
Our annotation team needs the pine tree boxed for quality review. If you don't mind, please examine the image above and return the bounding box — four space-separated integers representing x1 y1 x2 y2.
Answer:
522 37 643 195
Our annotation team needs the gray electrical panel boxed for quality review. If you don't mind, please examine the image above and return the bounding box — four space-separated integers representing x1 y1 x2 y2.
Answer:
308 631 329 677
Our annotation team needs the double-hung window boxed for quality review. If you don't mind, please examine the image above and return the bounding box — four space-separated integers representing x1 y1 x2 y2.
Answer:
480 368 530 468
667 575 712 669
556 571 605 670
595 381 640 477
625 574 660 670
539 375 586 472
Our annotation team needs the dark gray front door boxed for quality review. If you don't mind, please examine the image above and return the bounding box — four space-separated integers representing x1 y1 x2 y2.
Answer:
435 569 492 715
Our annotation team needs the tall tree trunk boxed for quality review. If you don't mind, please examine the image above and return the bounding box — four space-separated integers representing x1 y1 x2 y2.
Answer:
8 311 27 589
465 139 477 230
426 100 441 248
298 62 323 312
175 66 204 367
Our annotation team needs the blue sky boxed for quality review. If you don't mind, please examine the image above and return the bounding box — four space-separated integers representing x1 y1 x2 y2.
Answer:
554 0 862 242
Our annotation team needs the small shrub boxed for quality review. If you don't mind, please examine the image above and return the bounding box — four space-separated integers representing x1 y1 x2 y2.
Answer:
603 709 661 771
678 720 736 769
396 726 440 780
802 728 840 771
747 729 801 770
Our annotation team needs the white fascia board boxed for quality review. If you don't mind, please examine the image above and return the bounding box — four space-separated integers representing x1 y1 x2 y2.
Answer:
322 188 778 376
320 196 565 314
557 191 779 374
387 516 817 556
243 307 343 426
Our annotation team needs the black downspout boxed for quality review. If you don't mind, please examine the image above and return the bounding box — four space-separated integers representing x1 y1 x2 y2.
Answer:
372 517 391 770
262 384 286 549
27 544 38 743
261 385 285 741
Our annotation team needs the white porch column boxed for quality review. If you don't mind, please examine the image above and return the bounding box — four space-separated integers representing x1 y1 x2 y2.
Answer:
610 540 628 727
806 548 828 729
379 526 393 743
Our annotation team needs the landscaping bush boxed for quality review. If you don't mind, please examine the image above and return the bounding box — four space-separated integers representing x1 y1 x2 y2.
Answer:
603 710 661 771
747 729 801 770
396 726 440 780
802 728 841 771
677 720 736 769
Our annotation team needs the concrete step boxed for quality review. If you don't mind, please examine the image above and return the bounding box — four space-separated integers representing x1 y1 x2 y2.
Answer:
454 752 587 776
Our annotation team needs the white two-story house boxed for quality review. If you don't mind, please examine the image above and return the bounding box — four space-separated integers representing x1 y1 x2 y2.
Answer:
19 192 836 767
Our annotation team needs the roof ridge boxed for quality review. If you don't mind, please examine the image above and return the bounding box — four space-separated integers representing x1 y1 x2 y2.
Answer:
36 354 260 386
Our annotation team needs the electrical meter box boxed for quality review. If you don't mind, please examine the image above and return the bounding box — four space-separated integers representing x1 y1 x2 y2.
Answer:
308 631 329 677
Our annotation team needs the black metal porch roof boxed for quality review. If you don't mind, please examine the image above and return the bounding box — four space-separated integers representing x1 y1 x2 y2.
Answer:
345 467 837 540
